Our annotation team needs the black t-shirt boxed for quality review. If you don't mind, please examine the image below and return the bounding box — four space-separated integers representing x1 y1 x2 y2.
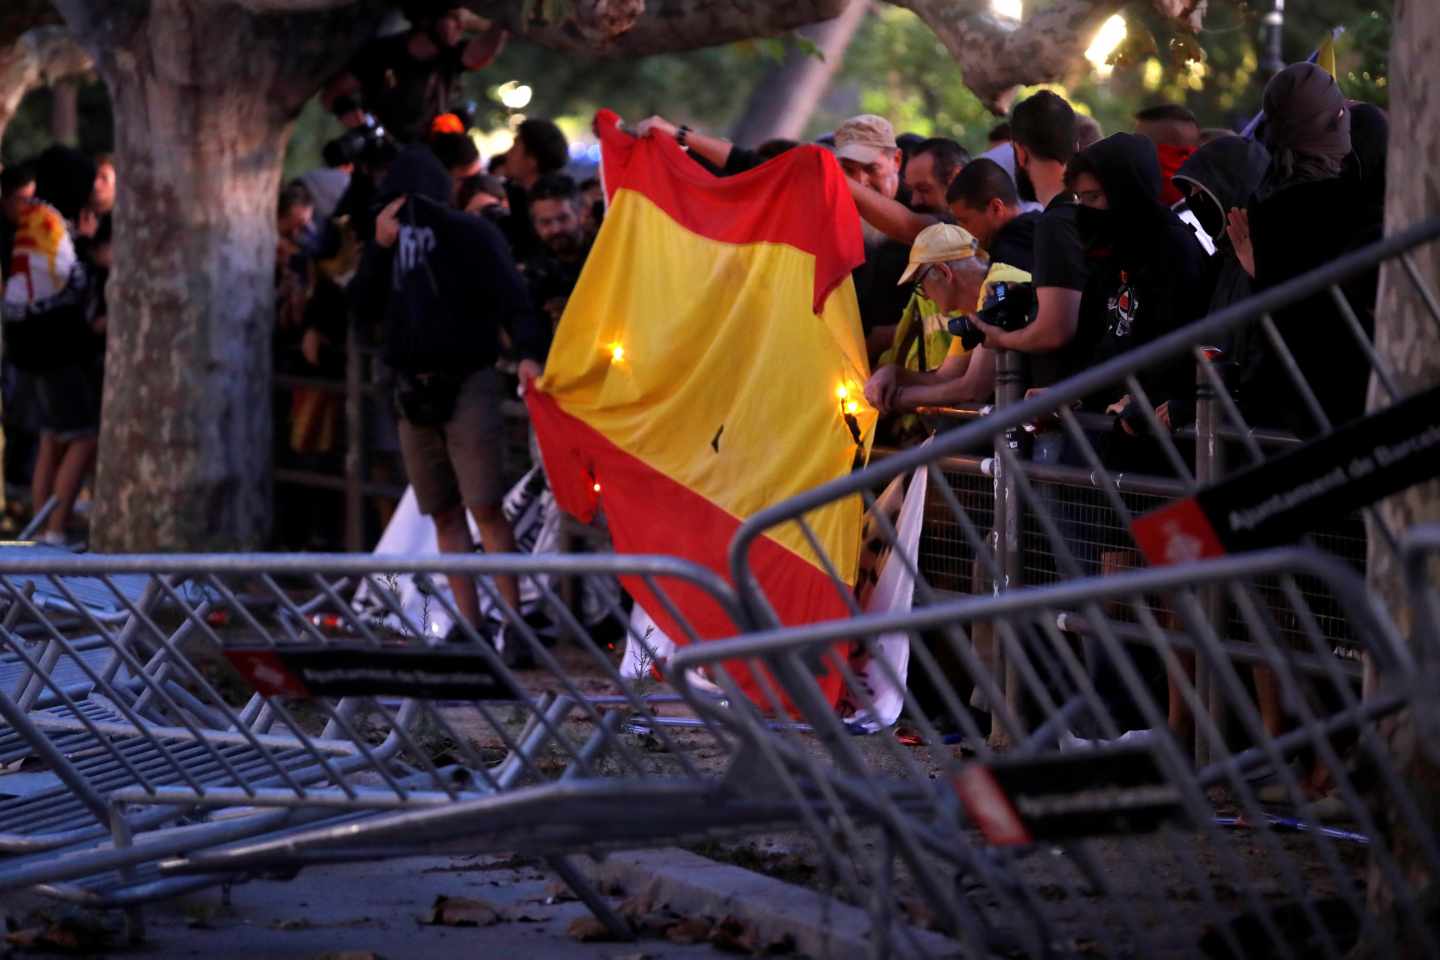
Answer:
1080 218 1207 410
988 212 1039 273
1025 194 1090 388
853 236 912 337
523 242 591 333
347 33 464 144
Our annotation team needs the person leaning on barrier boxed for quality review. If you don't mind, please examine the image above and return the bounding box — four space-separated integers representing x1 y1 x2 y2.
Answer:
350 145 548 653
946 157 1039 274
864 224 1031 414
1226 65 1383 437
1064 133 1208 438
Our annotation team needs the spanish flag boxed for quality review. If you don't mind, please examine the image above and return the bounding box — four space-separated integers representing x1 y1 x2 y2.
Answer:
526 110 875 707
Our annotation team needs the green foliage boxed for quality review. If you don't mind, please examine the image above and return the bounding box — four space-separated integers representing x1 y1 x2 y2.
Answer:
824 6 995 151
1 79 112 167
456 34 780 138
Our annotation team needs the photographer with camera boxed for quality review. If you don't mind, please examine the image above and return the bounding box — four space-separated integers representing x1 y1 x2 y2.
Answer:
350 145 548 653
864 224 1031 414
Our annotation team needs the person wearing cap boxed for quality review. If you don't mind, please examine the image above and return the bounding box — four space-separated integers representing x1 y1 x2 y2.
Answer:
830 114 922 363
864 224 1028 415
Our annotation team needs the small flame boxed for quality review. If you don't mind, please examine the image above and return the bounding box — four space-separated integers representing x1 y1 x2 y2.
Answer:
592 482 602 494
835 384 849 400
609 342 625 362
844 400 860 415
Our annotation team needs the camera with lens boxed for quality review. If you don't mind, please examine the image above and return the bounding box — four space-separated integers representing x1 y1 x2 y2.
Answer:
946 280 1037 351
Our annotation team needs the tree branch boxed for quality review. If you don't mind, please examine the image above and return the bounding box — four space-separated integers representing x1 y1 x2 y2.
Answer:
0 26 93 146
887 0 1205 113
467 0 849 57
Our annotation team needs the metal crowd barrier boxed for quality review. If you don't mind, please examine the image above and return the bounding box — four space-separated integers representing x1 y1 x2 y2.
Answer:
709 217 1440 955
672 547 1429 958
0 552 794 941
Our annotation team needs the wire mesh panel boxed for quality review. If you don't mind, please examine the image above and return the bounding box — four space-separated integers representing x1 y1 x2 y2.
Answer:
673 549 1434 959
0 552 771 923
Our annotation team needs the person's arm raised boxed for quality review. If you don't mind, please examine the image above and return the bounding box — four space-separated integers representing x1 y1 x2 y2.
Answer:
635 116 735 170
847 179 937 245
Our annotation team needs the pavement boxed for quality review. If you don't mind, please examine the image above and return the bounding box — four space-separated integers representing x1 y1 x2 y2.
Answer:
0 848 959 959
0 854 715 960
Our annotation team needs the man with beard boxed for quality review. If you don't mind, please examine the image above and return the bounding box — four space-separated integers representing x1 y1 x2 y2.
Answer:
522 174 590 329
324 1 507 144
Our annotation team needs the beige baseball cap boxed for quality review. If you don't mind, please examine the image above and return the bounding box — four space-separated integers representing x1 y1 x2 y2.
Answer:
834 114 898 165
897 223 980 285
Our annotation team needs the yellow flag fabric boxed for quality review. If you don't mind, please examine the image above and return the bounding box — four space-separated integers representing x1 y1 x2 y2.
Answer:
527 110 876 708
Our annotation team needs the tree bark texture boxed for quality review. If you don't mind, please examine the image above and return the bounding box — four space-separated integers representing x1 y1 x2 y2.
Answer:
469 0 849 58
0 27 92 148
1364 1 1440 950
728 0 869 147
52 0 385 552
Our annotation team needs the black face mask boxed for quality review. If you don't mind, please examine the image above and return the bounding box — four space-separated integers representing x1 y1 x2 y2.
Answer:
1074 205 1118 249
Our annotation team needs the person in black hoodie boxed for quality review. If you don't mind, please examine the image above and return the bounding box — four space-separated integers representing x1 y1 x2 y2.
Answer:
1171 135 1271 426
351 145 548 649
1066 133 1208 425
1225 64 1378 437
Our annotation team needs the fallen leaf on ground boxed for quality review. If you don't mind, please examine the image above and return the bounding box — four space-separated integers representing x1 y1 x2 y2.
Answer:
425 896 501 927
566 917 623 942
664 916 713 944
271 918 315 931
312 953 386 960
543 880 579 904
5 915 113 953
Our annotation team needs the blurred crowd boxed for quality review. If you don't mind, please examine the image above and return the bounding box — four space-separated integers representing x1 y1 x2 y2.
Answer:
0 146 115 547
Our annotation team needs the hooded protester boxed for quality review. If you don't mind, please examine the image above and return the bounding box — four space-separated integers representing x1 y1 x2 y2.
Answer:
1343 101 1388 220
1171 136 1271 426
1065 133 1207 417
1174 136 1270 310
1237 64 1380 436
350 145 548 654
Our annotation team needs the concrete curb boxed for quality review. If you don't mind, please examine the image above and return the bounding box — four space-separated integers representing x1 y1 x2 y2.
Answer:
575 847 964 959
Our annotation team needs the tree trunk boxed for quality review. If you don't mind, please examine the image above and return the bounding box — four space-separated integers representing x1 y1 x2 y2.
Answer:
728 0 869 146
1365 0 1440 952
53 0 384 552
49 79 77 145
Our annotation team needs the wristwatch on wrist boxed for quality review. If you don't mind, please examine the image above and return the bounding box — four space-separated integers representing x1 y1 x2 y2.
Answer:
676 124 691 147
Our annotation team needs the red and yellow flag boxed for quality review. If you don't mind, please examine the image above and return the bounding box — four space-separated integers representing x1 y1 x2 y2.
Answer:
527 110 875 706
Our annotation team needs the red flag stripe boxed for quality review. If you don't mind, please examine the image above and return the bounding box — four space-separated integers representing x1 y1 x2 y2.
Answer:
594 109 865 315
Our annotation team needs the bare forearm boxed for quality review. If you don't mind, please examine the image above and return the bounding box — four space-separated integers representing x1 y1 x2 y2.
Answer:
683 130 734 169
848 180 935 244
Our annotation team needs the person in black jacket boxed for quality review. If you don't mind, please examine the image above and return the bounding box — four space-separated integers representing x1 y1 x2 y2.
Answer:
1225 64 1378 437
351 145 548 649
1065 133 1208 422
